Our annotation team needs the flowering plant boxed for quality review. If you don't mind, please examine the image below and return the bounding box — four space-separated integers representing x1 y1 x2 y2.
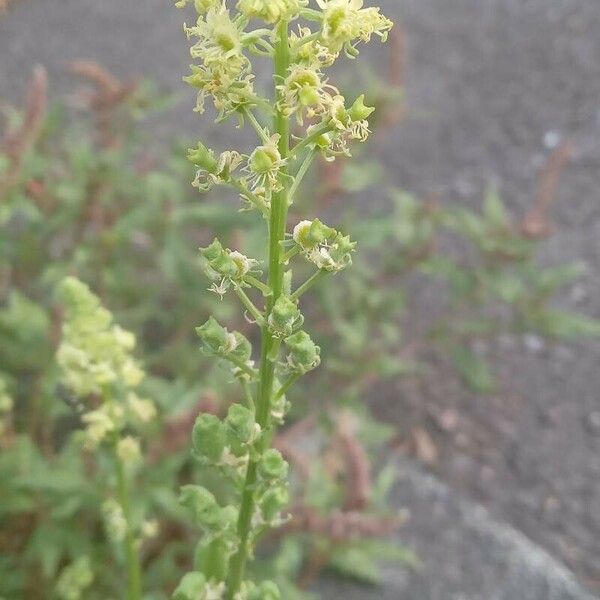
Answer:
173 1 392 598
56 277 158 599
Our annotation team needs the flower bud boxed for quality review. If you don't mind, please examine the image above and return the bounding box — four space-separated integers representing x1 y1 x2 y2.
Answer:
225 403 258 445
172 572 207 600
260 486 289 522
192 413 226 462
258 448 289 481
348 94 375 122
284 330 321 373
187 142 218 172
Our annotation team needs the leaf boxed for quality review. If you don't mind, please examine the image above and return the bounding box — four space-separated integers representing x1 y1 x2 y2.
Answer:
483 186 508 228
341 161 384 193
450 346 495 393
532 311 600 338
329 547 381 586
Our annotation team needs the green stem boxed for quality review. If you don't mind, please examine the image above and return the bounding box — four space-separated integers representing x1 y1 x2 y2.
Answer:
289 148 317 204
242 106 271 145
244 275 272 296
291 269 328 301
290 121 332 157
115 453 142 600
225 20 291 600
273 373 300 403
222 354 258 379
235 286 265 326
281 245 301 265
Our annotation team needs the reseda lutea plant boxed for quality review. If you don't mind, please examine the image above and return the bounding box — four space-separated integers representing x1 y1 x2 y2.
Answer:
173 1 392 599
56 278 158 600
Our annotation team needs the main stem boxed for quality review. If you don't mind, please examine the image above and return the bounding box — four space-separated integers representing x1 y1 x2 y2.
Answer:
225 20 290 599
115 455 142 600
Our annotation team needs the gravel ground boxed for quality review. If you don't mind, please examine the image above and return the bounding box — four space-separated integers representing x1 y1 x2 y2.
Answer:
2 0 599 595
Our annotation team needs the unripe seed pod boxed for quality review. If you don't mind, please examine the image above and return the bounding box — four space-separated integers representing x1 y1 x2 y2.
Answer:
209 252 239 279
268 296 301 337
293 219 335 250
196 317 230 352
192 413 226 462
187 142 218 172
250 147 278 175
195 537 230 582
258 449 289 481
200 238 225 262
348 94 375 122
247 581 281 600
179 485 221 528
172 572 207 600
225 403 257 445
284 330 320 372
230 332 252 363
260 485 290 522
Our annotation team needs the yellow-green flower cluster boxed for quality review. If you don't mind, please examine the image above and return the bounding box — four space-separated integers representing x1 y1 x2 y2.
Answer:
237 0 307 24
57 277 144 397
55 557 94 600
316 0 393 57
182 5 257 119
57 278 156 452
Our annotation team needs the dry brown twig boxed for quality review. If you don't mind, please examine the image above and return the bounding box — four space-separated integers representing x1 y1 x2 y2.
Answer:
521 140 574 239
68 60 140 149
337 411 372 511
1 65 47 189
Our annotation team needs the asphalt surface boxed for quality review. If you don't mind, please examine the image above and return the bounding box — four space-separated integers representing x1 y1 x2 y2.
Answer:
2 0 599 596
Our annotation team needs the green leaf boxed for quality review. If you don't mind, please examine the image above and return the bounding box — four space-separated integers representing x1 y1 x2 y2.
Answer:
532 311 600 338
483 186 508 228
450 346 495 393
329 547 381 585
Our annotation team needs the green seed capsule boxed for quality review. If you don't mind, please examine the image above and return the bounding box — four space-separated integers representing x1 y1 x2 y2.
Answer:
192 413 226 462
172 572 207 600
225 403 257 445
209 252 239 278
196 317 229 352
284 331 320 372
195 537 230 582
179 485 221 528
230 332 252 363
268 296 301 337
348 94 375 122
247 581 281 600
187 142 218 172
258 449 289 481
200 238 224 262
260 486 290 522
